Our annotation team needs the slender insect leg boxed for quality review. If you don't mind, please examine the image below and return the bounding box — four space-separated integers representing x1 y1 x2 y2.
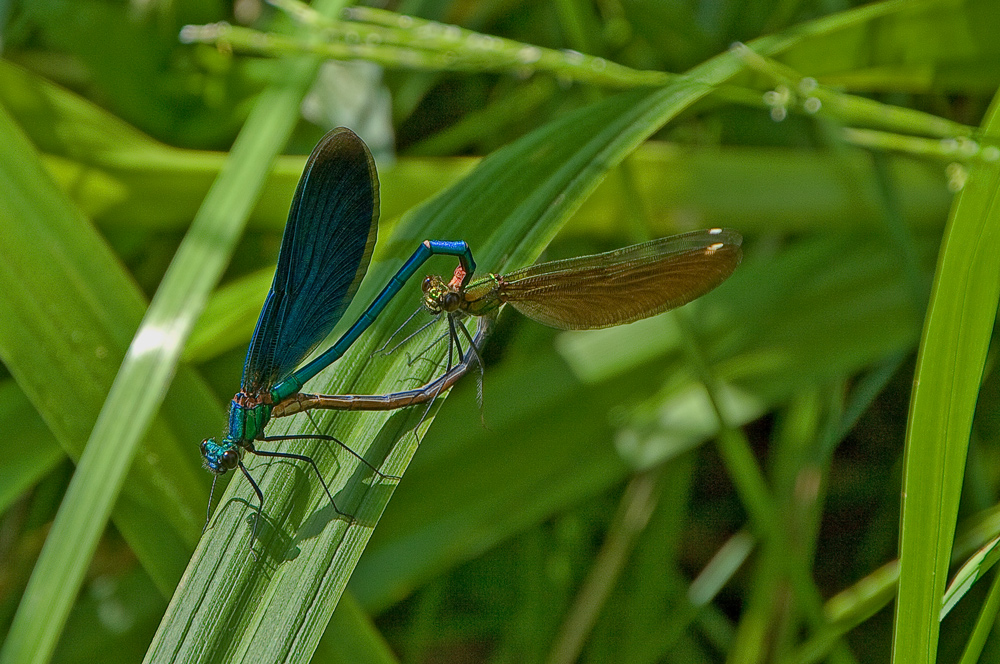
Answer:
246 442 352 519
238 461 267 544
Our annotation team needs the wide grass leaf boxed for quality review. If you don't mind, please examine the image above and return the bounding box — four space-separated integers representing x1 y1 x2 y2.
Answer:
892 78 1000 662
0 16 347 664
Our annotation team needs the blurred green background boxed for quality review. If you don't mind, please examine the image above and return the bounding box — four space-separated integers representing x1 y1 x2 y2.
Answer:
1 0 1000 662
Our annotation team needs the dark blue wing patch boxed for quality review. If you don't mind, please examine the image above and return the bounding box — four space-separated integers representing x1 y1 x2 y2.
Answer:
241 127 379 393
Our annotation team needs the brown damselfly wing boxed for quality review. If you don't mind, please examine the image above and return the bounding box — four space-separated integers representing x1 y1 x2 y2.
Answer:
496 228 742 330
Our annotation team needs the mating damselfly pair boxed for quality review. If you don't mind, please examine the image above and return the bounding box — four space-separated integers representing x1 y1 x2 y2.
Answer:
201 127 742 543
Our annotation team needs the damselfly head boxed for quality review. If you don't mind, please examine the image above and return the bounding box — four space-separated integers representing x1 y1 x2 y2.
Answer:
201 438 241 475
422 275 458 314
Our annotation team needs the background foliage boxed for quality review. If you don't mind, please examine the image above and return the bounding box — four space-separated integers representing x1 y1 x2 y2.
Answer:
1 0 1000 662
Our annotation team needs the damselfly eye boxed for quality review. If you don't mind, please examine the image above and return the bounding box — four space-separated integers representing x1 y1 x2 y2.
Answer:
221 450 240 470
442 291 461 312
422 276 434 292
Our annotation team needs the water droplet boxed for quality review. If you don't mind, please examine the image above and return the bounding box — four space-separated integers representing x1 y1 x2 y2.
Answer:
518 46 541 64
956 137 979 158
418 23 441 39
467 33 489 49
764 85 792 108
178 25 199 43
803 97 821 113
945 162 967 192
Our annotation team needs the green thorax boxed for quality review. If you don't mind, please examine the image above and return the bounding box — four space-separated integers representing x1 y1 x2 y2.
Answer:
422 273 504 317
461 274 503 316
226 393 273 444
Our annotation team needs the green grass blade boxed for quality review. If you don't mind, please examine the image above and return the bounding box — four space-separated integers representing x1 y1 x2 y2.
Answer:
954 556 1000 664
941 534 1000 619
0 96 217 577
0 60 244 594
0 17 348 662
892 89 1000 661
0 59 476 236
